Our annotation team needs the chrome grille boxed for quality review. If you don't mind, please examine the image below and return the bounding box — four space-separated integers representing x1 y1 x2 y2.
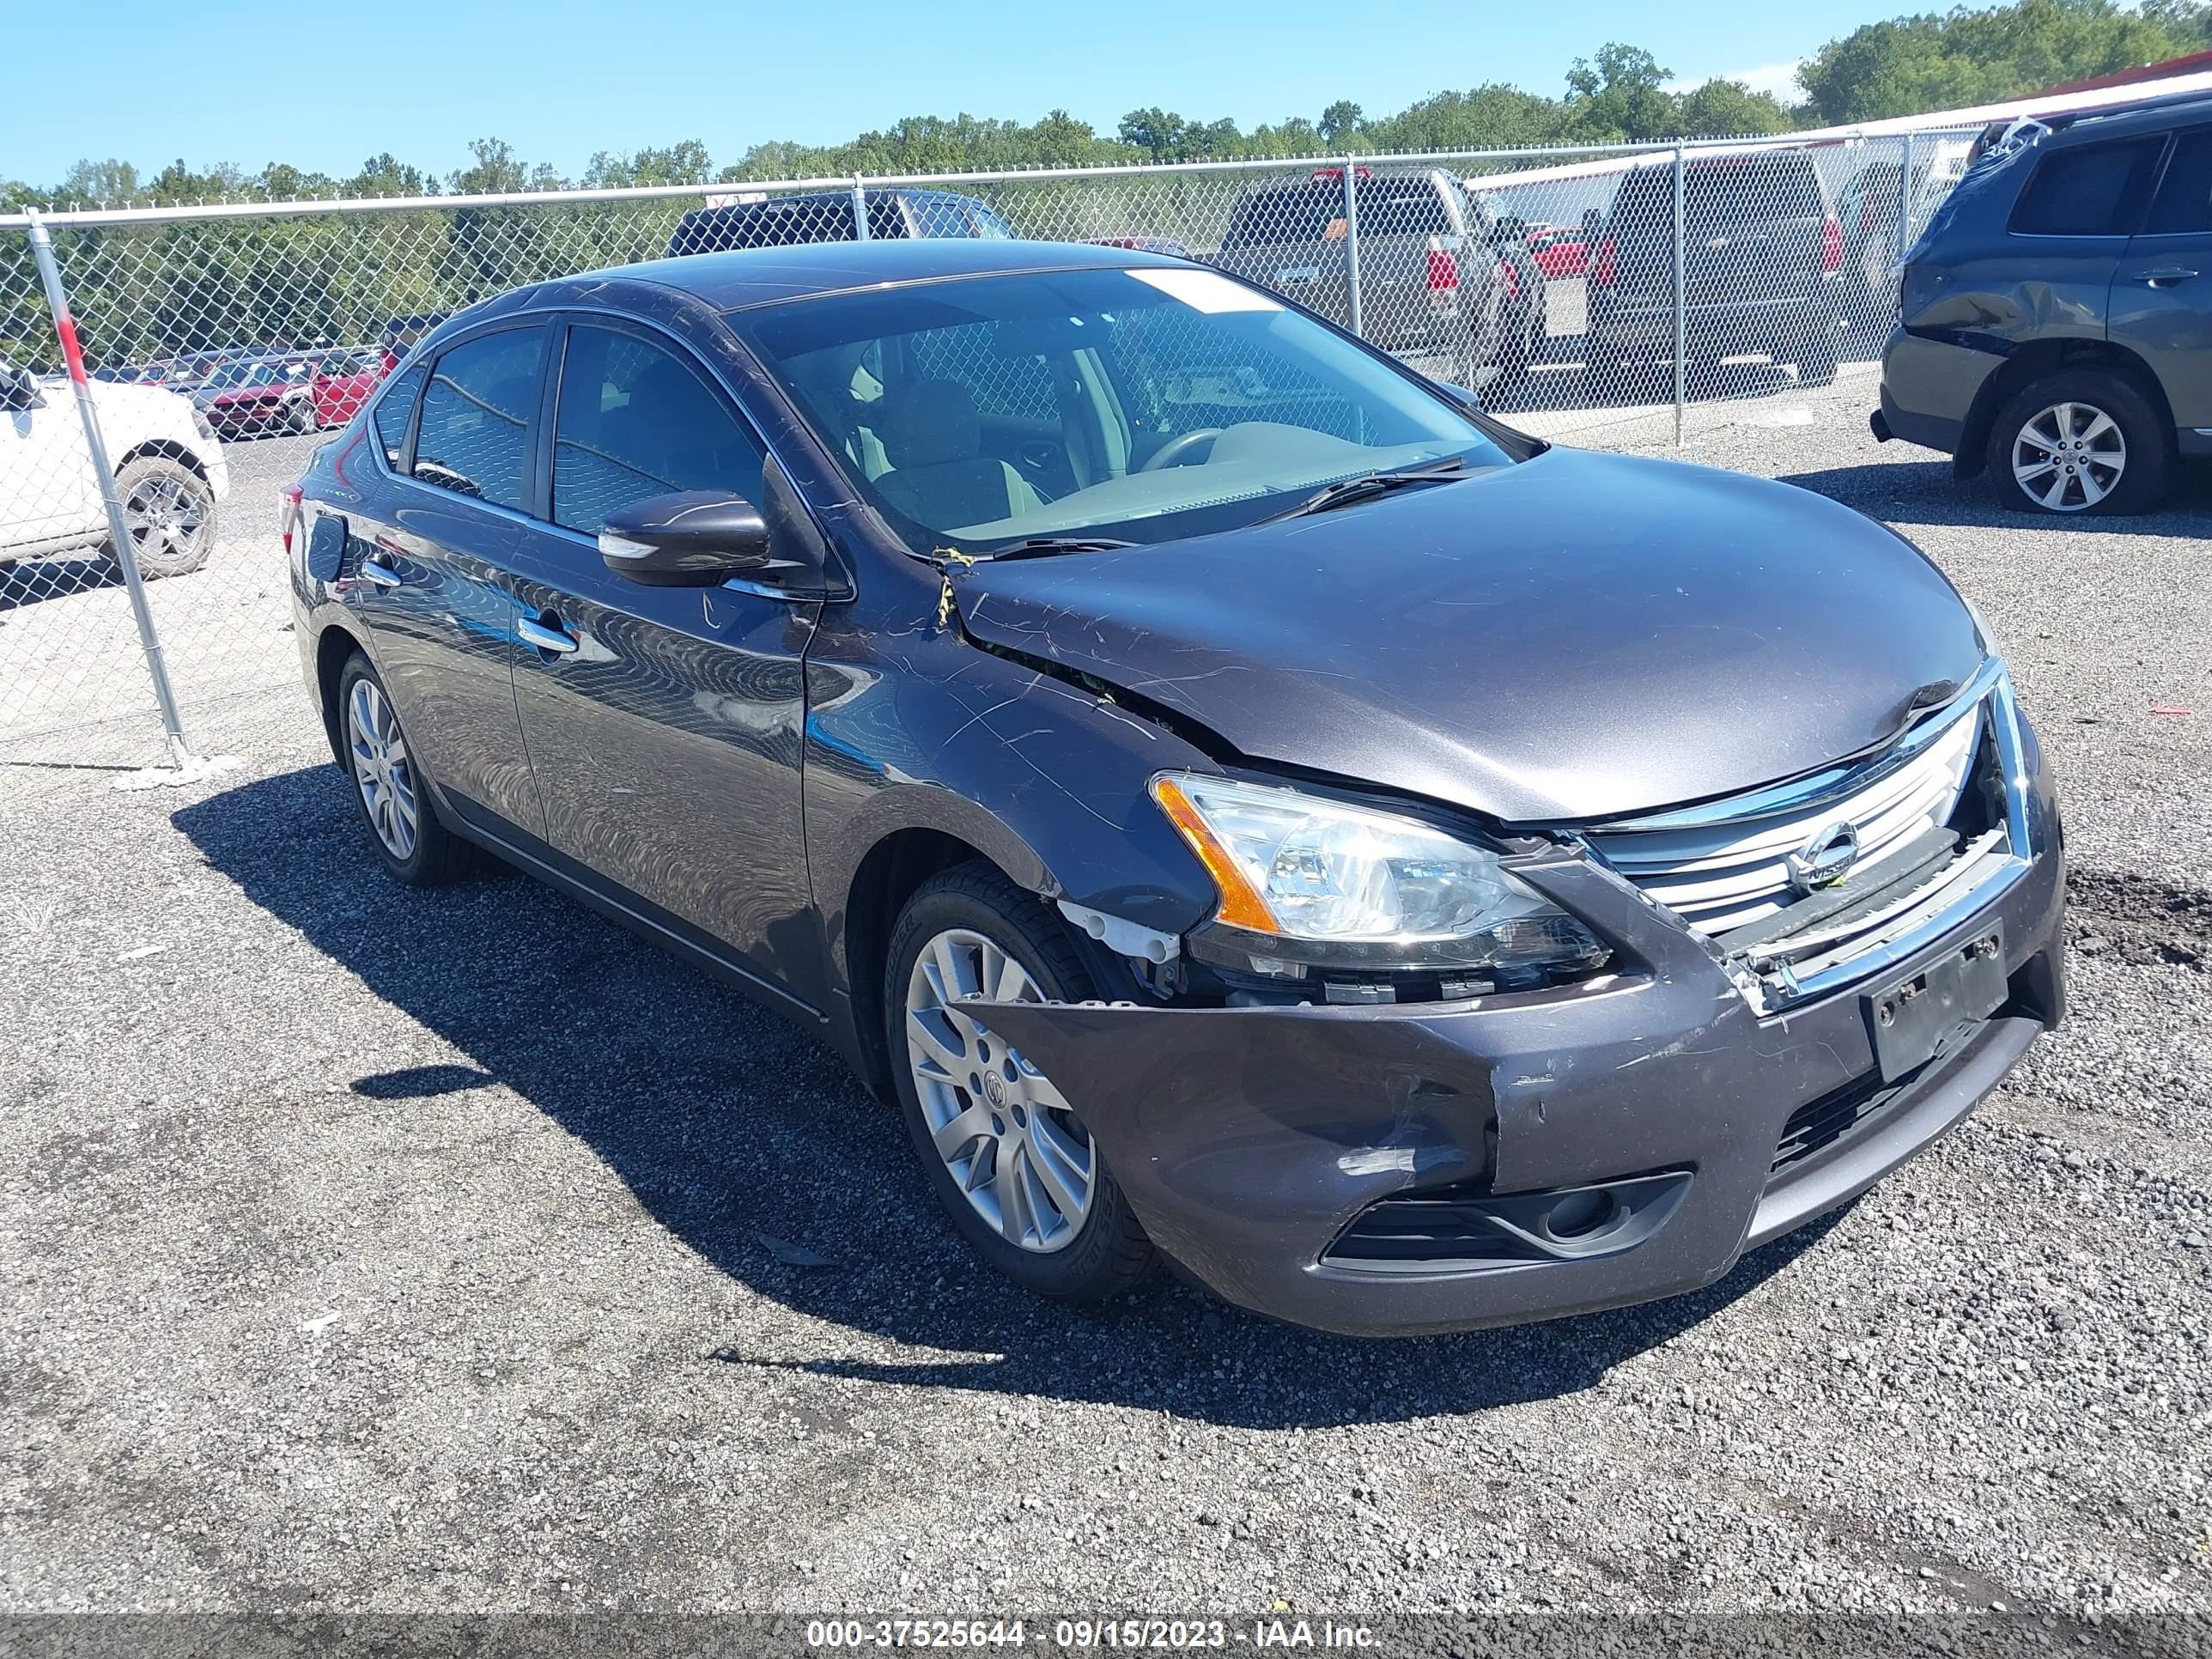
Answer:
1586 700 1984 937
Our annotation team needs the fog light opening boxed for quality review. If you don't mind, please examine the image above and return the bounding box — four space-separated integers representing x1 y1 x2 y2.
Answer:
1540 1188 1626 1243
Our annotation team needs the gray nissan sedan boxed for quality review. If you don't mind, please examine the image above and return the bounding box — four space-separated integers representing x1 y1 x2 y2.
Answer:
286 239 2064 1337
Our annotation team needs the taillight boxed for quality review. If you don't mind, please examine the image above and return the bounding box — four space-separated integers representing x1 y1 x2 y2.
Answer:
281 483 303 556
1496 258 1519 300
1425 245 1459 292
1594 237 1616 287
1821 216 1843 275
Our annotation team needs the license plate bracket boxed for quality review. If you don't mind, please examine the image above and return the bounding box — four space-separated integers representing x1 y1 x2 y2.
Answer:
1863 926 2007 1083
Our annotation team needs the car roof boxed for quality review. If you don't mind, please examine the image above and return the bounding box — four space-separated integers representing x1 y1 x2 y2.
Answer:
599 237 1189 313
2039 89 2212 143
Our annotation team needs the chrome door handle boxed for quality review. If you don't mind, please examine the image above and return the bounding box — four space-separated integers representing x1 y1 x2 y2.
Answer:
516 616 580 655
2142 266 2200 286
356 559 402 588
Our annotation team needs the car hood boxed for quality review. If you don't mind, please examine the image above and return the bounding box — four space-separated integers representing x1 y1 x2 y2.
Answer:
955 447 1984 824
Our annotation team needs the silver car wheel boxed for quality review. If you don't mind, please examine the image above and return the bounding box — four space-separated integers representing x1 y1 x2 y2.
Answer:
345 678 421 861
123 472 209 566
903 926 1094 1254
2012 400 2124 512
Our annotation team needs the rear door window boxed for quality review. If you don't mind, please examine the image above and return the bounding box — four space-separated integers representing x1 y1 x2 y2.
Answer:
1357 177 1450 236
1686 155 1824 230
1223 182 1342 248
2010 137 2167 235
2142 129 2212 234
411 328 544 511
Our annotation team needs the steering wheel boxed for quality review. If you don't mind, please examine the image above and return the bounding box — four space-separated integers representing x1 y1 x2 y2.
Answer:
1138 427 1224 472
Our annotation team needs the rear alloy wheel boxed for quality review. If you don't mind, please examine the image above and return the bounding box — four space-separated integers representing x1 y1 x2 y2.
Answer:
290 397 317 434
336 653 473 884
106 455 215 580
1990 371 2172 515
885 865 1153 1302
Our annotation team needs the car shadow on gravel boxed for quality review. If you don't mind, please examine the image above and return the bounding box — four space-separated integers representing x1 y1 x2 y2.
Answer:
0 555 120 611
1780 458 2212 534
177 763 1847 1429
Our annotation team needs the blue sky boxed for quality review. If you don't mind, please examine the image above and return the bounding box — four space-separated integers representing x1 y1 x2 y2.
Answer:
6 0 1896 186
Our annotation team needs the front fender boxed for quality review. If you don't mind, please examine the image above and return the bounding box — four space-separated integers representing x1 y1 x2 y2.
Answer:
801 571 1223 994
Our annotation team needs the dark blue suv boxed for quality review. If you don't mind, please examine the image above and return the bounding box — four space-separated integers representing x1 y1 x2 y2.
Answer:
1875 94 2212 514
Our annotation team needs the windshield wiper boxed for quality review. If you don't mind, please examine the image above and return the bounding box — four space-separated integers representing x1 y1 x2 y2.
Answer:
968 536 1138 562
1260 458 1471 524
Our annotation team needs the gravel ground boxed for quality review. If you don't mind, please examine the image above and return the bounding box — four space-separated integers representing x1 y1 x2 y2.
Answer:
3 380 2210 1650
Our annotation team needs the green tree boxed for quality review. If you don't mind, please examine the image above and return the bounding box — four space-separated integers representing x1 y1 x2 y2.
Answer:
1117 108 1190 162
56 158 140 205
346 154 434 198
1564 43 1678 142
1800 0 2194 125
2142 0 2212 48
448 138 566 196
1318 100 1364 146
1670 78 1796 137
1364 84 1570 151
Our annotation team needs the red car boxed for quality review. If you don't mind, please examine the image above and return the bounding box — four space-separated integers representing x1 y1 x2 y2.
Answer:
192 355 319 436
309 348 390 428
1527 226 1590 280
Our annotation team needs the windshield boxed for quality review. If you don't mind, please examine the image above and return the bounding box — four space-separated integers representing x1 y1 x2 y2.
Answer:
209 360 283 388
730 265 1513 555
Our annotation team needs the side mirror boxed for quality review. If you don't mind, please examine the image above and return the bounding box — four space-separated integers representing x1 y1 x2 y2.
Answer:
1431 380 1484 415
599 489 807 589
0 366 45 411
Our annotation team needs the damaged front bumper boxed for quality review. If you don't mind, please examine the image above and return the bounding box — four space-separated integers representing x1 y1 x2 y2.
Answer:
976 710 2064 1339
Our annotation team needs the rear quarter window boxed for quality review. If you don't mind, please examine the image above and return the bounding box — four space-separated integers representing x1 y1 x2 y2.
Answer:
370 364 424 467
2009 136 2167 235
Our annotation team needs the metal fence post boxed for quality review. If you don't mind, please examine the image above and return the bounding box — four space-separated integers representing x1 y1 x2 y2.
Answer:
1340 155 1363 339
23 206 195 769
1896 131 1917 266
851 173 870 241
1671 143 1686 447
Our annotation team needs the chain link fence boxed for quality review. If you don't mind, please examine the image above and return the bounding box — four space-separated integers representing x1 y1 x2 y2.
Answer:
0 127 1981 785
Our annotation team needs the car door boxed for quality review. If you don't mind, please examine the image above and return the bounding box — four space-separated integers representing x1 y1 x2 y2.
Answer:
501 316 820 1004
1998 131 2170 356
0 373 102 548
345 328 545 840
2115 125 2212 433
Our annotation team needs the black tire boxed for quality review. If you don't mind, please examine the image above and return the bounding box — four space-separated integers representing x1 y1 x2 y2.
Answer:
1492 296 1544 389
102 455 216 580
334 652 474 885
1987 369 2173 516
884 863 1154 1304
1584 333 1629 392
290 396 317 435
1795 324 1839 388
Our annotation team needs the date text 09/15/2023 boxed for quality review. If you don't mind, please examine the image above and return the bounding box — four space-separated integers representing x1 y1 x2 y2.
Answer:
803 1620 1381 1650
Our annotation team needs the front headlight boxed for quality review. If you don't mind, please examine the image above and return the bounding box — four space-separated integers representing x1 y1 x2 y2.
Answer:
1151 772 1608 980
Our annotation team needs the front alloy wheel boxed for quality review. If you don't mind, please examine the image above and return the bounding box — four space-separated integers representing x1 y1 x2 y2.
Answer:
905 927 1094 1252
2010 400 2125 512
884 865 1153 1302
